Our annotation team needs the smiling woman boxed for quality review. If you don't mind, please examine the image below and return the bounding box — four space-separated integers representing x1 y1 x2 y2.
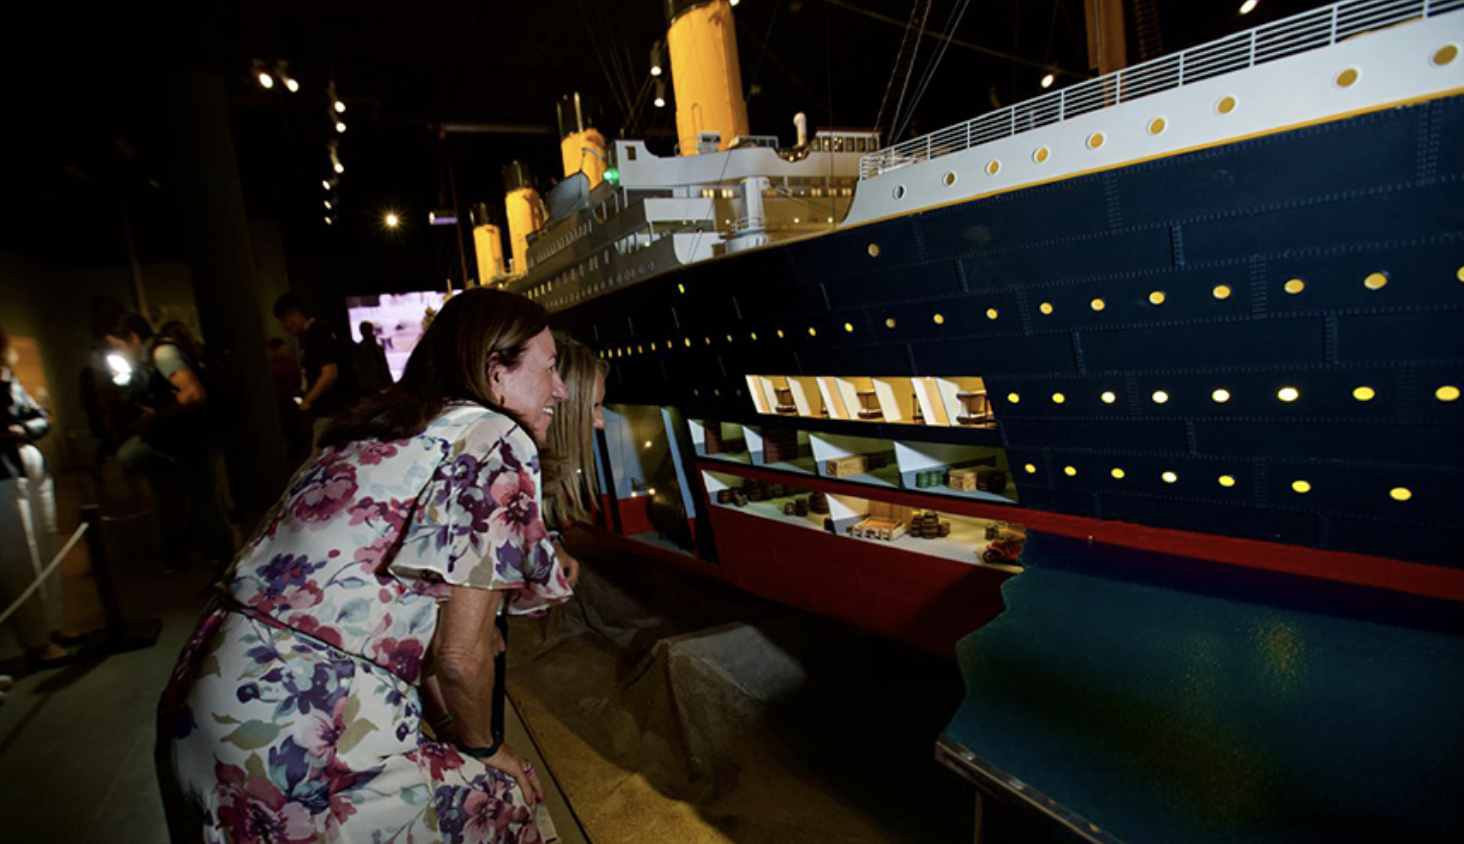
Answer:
157 288 574 844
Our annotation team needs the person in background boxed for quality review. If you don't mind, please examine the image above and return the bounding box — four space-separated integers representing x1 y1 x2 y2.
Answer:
267 337 309 463
106 313 235 570
272 293 361 447
157 289 571 842
539 332 609 589
352 320 393 394
0 322 69 668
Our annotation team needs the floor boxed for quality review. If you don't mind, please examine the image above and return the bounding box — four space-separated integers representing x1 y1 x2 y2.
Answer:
0 470 587 843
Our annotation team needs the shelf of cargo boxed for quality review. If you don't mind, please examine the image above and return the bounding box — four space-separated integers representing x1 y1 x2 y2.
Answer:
701 470 1024 574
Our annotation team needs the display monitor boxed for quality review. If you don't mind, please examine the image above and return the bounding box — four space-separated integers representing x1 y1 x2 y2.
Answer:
344 291 446 382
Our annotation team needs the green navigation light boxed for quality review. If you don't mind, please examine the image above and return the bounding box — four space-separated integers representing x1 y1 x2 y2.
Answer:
603 167 620 185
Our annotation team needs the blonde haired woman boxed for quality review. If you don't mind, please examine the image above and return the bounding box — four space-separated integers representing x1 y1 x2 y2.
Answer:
538 333 608 588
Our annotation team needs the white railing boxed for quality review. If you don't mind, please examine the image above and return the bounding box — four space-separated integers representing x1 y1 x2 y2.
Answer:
859 0 1464 179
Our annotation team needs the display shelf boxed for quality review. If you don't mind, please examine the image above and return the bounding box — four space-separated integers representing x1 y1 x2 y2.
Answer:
702 468 1024 573
746 412 1003 448
688 418 751 462
626 531 698 558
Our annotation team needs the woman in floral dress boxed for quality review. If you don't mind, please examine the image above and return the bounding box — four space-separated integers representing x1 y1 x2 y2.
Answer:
159 289 573 843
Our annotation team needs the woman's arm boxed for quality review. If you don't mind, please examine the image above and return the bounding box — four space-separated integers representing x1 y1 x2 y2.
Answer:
430 584 544 804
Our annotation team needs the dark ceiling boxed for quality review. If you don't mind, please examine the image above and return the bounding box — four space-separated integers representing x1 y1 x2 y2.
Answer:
0 0 1330 293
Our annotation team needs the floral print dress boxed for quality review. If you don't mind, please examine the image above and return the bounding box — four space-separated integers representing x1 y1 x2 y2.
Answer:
160 405 572 844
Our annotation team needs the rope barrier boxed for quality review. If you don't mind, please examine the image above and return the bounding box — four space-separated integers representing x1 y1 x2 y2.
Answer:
0 521 89 628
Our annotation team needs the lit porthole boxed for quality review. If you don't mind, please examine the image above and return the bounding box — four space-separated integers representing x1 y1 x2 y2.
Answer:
1334 68 1360 89
1033 146 1051 164
776 329 785 338
637 345 644 354
1213 284 1233 300
1063 465 1078 477
1457 265 1464 282
1090 298 1106 312
714 389 721 397
986 159 1001 177
684 338 691 348
678 283 686 294
750 333 758 341
808 327 817 337
885 318 897 329
1052 392 1066 404
1390 487 1413 502
985 308 999 320
1436 385 1460 402
1353 386 1376 402
1285 278 1305 295
1277 386 1300 403
1024 463 1037 474
1101 391 1117 404
1211 388 1231 403
1292 480 1312 494
1363 271 1389 291
1161 471 1178 484
1087 132 1106 150
1039 302 1054 315
650 342 657 351
1007 392 1021 404
1110 467 1125 479
868 243 881 258
843 322 854 333
1149 291 1167 305
1147 116 1167 136
1152 390 1170 404
1218 475 1237 488
1216 95 1238 115
893 185 907 200
725 334 733 343
704 337 711 345
1432 44 1458 67
933 313 945 325
943 172 958 187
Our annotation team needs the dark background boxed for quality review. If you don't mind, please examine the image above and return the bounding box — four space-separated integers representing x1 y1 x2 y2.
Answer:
0 0 1329 300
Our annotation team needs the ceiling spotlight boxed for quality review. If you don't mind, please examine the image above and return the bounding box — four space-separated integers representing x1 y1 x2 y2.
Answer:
1240 0 1258 13
335 121 347 133
324 216 334 225
333 161 345 174
654 95 666 108
730 0 739 6
654 78 667 108
334 100 346 114
384 212 400 228
285 78 300 93
324 200 332 209
322 179 332 190
258 72 274 89
1041 73 1055 88
650 40 664 77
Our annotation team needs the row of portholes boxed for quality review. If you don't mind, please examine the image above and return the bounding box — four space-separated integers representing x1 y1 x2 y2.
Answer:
1004 384 1461 405
1026 462 1415 501
892 42 1464 202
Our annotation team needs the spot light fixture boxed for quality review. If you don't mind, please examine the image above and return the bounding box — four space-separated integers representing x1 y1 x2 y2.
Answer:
384 212 401 229
276 61 299 93
1240 0 1258 13
654 78 667 108
1041 73 1055 89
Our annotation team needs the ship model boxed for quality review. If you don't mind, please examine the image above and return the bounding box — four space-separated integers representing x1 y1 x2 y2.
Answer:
483 0 1464 650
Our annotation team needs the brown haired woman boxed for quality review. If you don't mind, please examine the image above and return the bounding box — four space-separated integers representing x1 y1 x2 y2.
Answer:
539 332 609 584
158 289 571 843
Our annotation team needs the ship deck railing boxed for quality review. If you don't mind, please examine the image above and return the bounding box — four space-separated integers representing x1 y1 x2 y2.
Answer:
859 0 1464 179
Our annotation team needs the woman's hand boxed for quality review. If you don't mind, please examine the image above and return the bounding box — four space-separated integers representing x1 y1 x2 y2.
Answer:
552 539 580 588
480 742 545 806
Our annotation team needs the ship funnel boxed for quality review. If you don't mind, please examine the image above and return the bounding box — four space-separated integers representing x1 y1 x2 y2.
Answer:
556 92 608 188
793 112 808 147
470 202 506 285
665 0 749 155
502 161 545 276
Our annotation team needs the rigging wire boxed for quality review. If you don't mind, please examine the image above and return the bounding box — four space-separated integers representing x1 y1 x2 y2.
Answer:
891 0 973 143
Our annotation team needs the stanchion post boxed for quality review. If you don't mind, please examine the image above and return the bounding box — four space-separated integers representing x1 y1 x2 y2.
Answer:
81 504 126 638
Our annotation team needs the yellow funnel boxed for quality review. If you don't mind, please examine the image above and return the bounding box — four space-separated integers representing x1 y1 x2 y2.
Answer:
667 0 748 155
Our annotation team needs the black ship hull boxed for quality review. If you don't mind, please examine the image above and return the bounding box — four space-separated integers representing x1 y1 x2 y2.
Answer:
554 95 1464 594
